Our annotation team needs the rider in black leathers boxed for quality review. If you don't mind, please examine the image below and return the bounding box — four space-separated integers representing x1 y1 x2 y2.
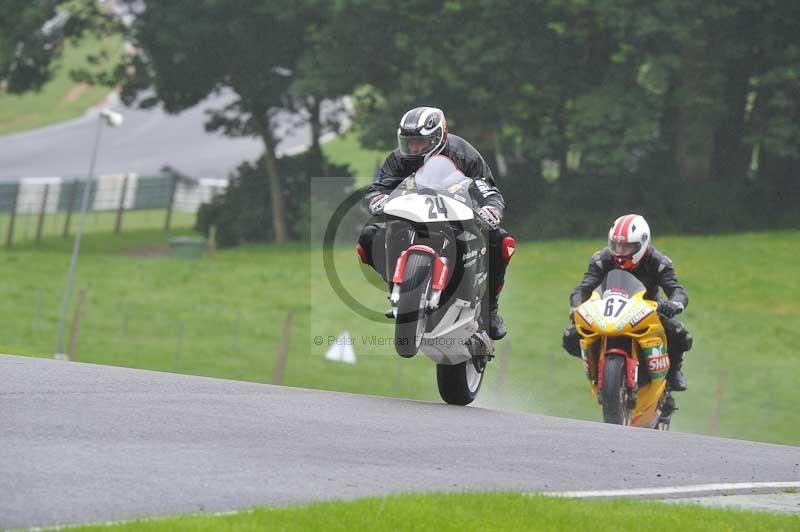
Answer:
562 215 693 391
358 106 514 340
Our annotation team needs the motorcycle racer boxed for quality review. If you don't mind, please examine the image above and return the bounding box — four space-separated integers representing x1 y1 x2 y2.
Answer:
358 106 514 340
562 214 693 391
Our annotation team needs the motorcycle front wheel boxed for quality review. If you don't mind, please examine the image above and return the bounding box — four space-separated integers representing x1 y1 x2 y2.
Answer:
601 354 632 425
394 252 433 358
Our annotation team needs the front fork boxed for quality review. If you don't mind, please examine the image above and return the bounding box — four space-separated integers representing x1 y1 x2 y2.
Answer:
624 355 639 409
389 246 450 314
585 338 639 408
385 221 450 315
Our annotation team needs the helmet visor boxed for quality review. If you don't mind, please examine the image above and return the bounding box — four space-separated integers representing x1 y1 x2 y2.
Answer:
398 131 441 158
608 239 641 258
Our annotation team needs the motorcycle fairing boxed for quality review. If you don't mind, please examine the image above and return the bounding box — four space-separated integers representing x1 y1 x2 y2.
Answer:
381 156 491 366
421 299 480 365
575 270 671 428
384 194 474 223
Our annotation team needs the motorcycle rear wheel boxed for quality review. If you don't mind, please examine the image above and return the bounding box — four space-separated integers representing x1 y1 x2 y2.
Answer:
394 252 433 358
436 357 485 406
601 354 632 425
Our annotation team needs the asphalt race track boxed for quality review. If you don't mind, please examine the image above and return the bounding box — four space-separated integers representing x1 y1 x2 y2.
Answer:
1 354 798 528
0 92 346 182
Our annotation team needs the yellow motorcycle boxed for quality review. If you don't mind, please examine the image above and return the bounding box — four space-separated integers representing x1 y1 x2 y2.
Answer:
572 270 676 429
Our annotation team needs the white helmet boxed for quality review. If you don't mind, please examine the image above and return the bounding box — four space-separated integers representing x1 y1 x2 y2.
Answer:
608 214 650 270
397 107 448 162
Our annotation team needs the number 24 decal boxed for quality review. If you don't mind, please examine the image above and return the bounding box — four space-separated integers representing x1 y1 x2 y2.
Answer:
604 297 628 318
425 197 449 218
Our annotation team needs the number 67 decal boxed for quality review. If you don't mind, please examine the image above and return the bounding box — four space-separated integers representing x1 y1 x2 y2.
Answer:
604 297 628 318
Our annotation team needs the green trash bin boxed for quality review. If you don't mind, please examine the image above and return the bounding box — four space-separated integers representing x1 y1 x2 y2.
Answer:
168 237 207 259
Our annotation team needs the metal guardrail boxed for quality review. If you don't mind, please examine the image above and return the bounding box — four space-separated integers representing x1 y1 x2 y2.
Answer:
0 173 228 246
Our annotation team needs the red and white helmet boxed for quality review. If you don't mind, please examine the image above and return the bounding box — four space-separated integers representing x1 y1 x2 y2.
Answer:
608 214 650 270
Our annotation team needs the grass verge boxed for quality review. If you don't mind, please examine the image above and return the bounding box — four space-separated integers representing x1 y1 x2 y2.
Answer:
70 492 800 531
1 230 798 446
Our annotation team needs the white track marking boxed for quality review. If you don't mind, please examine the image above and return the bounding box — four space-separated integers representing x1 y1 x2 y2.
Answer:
539 481 800 498
34 510 250 531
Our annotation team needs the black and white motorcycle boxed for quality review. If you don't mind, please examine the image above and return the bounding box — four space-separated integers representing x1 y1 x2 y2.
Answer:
378 156 495 405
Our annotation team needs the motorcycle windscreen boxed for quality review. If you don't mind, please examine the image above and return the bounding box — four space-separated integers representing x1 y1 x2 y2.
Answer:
385 156 475 209
413 155 466 189
595 269 646 299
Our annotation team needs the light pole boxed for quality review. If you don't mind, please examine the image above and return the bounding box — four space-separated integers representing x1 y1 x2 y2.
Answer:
54 108 124 360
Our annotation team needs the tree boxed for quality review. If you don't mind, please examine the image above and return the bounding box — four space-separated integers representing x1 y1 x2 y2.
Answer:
118 0 342 242
0 0 108 93
326 0 799 235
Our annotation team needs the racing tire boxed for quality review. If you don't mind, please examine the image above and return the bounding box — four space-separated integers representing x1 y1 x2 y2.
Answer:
601 354 631 425
436 359 485 406
394 252 433 358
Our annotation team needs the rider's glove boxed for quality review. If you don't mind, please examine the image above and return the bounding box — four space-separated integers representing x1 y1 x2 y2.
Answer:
657 300 684 318
477 206 502 230
562 324 581 357
368 194 389 215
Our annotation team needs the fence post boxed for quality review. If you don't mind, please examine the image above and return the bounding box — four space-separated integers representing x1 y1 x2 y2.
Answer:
272 310 294 385
707 369 729 436
66 288 87 361
208 225 217 255
164 173 178 230
173 320 185 371
36 290 44 333
35 183 50 242
231 310 241 353
114 174 129 234
493 339 512 404
63 180 78 238
5 183 19 247
122 302 129 337
392 356 404 396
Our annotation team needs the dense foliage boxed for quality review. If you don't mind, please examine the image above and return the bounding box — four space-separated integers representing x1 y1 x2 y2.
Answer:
326 0 800 237
0 0 109 93
195 153 352 247
4 1 798 240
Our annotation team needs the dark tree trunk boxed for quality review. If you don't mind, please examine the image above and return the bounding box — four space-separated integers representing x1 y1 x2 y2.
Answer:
256 115 289 243
759 149 799 219
673 103 714 184
712 38 756 181
556 101 569 180
670 45 718 184
307 95 324 177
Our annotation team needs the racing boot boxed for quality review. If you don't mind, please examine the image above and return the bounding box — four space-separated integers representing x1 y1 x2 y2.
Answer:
667 352 688 391
484 230 513 341
483 286 506 340
483 233 517 340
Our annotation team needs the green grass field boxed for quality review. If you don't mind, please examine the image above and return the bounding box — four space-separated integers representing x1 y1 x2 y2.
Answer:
70 492 800 531
0 208 195 245
1 229 798 446
321 132 385 186
0 35 122 136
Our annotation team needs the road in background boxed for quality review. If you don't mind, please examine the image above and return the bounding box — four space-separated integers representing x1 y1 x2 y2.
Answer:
1 354 798 528
0 91 347 182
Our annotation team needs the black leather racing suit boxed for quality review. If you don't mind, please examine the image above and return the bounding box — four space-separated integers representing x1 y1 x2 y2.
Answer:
563 246 693 369
363 134 505 212
358 133 512 314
